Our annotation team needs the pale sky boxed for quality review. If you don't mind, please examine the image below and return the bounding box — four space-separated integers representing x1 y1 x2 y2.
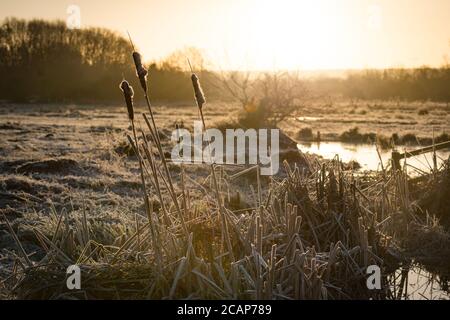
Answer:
1 0 449 70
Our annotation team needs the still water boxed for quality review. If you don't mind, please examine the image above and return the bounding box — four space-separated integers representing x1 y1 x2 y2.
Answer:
298 141 450 173
390 267 449 300
298 141 450 299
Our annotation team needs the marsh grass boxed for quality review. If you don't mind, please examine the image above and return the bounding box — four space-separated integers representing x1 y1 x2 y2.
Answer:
2 46 450 301
338 127 449 149
7 144 449 299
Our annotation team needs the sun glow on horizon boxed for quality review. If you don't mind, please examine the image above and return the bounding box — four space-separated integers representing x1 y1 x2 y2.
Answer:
194 0 450 71
220 0 345 71
1 0 449 71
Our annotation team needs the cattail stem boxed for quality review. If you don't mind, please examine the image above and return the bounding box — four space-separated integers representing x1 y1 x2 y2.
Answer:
142 107 188 236
198 107 206 132
130 122 155 247
189 71 234 261
128 128 162 270
210 163 235 261
126 41 188 235
135 213 141 252
140 129 172 227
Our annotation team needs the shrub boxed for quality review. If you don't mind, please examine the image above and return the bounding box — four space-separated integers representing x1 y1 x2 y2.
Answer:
298 127 314 140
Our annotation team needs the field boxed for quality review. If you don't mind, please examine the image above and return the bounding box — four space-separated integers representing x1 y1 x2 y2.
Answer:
2 100 448 217
283 100 450 143
0 101 449 300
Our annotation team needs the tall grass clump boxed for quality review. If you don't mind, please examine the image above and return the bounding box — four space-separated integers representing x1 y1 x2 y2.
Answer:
10 154 447 299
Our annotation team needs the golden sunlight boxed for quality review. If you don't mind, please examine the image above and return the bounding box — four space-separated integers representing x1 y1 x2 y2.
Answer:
246 0 336 70
219 0 365 70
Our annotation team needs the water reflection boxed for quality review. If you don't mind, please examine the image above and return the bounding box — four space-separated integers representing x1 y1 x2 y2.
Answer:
298 141 450 173
389 266 449 300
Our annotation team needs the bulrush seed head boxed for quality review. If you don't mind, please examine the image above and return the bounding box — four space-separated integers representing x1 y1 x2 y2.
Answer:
120 80 135 121
132 51 148 92
191 73 206 109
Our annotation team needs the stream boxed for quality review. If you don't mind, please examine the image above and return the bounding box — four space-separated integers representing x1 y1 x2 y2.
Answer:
297 141 450 173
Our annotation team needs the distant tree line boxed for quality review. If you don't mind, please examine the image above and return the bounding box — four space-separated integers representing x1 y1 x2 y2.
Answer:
0 18 134 102
0 18 449 104
0 18 215 103
312 67 450 102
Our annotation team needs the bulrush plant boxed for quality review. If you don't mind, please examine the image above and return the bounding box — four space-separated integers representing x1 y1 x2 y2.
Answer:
186 61 235 260
190 70 206 130
119 78 163 268
119 80 135 122
127 34 188 235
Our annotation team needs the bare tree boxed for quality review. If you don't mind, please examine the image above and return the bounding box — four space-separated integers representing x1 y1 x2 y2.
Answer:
215 70 309 128
160 46 207 72
217 70 254 107
257 71 309 126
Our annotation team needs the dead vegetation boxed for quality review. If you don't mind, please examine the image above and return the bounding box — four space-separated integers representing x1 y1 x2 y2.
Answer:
3 155 449 300
0 46 449 301
16 158 82 175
